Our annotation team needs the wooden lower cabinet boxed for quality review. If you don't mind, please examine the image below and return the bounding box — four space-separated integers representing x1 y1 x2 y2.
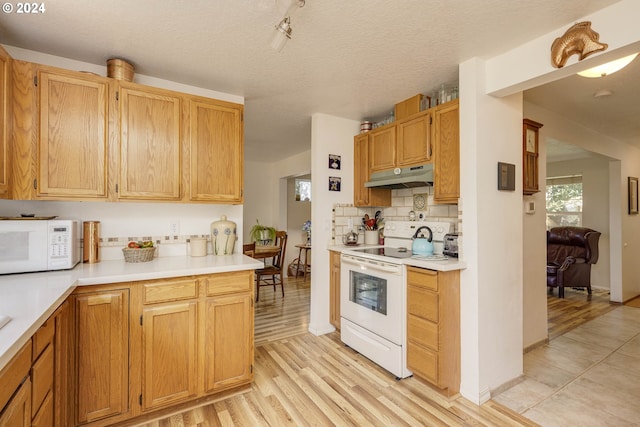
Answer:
329 250 341 329
67 270 254 426
406 266 460 394
142 301 198 410
203 293 253 392
0 377 31 427
74 288 130 425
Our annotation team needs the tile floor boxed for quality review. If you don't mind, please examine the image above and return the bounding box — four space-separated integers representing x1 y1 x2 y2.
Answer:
494 305 640 426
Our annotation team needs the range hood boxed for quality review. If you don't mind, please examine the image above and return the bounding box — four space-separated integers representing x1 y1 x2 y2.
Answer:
364 164 433 189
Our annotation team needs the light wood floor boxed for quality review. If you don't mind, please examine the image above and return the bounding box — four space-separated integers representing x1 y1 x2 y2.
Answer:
134 277 537 427
546 287 617 340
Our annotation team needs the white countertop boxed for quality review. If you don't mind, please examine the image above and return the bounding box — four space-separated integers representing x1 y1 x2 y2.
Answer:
328 244 467 272
0 254 263 372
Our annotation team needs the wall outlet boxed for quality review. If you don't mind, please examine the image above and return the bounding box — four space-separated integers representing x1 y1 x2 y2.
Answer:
169 221 180 236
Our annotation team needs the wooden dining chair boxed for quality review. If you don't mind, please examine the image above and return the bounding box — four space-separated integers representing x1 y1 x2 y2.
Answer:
255 231 287 301
242 242 256 258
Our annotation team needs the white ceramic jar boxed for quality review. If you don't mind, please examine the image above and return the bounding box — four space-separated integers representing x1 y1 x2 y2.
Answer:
210 215 237 255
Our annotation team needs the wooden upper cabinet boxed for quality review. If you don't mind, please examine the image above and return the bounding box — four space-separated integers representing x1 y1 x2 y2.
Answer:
117 83 182 200
189 97 243 203
37 69 110 198
354 133 370 206
369 126 396 173
354 133 390 207
396 111 431 167
0 46 10 199
433 100 459 204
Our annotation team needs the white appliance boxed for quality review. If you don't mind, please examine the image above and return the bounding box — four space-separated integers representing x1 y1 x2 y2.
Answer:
0 219 81 274
340 253 410 379
339 221 452 379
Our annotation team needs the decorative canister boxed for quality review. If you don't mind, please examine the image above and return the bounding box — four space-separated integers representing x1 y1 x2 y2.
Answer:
83 221 100 263
360 121 373 133
210 215 237 255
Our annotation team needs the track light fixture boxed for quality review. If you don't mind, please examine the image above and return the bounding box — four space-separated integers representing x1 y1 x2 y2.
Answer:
270 0 305 52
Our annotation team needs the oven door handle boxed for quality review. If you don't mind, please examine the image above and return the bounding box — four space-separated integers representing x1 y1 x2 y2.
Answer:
341 255 401 274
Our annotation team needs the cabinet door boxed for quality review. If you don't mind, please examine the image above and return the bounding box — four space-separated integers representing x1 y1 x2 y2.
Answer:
189 97 243 203
53 301 70 427
369 126 396 173
118 83 182 200
10 60 36 200
0 46 10 199
433 100 459 203
203 294 252 392
396 112 431 167
0 377 31 427
75 289 129 424
354 134 391 207
329 251 341 329
142 301 197 410
353 134 370 206
38 69 110 198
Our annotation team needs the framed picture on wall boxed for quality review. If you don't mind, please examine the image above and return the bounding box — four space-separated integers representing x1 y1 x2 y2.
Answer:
329 176 341 191
629 177 638 214
329 154 341 170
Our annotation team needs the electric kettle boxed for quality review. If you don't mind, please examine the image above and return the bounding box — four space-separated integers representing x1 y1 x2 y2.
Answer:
342 230 359 246
412 226 434 255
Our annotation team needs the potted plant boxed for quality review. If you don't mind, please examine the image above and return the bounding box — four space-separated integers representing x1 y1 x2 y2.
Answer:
249 219 276 245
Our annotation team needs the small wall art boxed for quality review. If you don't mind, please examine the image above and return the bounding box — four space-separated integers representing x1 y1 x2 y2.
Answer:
329 176 341 192
497 162 516 191
329 154 341 170
629 177 638 214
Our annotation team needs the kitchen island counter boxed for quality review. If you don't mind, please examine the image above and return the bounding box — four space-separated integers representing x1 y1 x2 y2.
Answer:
0 254 263 371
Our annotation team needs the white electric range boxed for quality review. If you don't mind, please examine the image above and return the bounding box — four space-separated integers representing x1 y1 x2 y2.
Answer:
339 221 451 379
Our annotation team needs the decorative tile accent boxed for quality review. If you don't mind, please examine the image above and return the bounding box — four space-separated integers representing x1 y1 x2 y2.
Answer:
332 186 460 244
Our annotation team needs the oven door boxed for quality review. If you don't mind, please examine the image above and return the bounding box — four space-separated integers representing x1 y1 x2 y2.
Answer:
340 254 404 345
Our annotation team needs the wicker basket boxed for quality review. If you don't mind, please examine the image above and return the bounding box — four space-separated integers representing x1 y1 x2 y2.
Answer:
122 247 156 263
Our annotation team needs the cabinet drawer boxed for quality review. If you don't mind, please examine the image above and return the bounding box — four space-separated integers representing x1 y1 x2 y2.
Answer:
407 341 439 385
0 340 32 411
407 267 438 291
407 285 438 322
144 278 198 304
204 271 252 296
407 314 438 351
32 318 54 360
31 343 53 416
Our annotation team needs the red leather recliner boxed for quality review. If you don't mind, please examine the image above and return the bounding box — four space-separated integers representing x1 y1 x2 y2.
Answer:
547 226 601 298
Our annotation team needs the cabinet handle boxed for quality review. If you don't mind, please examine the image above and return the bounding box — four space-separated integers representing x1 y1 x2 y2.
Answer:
33 179 37 190
33 76 38 87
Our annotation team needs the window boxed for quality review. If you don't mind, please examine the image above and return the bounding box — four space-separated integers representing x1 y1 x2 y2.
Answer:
295 179 311 201
546 175 582 229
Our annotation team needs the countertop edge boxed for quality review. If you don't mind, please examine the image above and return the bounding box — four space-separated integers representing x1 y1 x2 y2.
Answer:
327 245 467 271
0 254 263 372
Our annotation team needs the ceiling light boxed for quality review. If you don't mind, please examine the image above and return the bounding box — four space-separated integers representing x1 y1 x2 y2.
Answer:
577 53 639 78
269 0 305 52
270 16 292 52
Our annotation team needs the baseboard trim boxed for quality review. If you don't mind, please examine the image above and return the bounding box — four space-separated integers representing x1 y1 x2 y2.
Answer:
524 337 549 354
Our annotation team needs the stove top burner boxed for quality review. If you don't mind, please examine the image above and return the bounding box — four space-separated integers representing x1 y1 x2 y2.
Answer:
351 247 448 261
352 247 413 258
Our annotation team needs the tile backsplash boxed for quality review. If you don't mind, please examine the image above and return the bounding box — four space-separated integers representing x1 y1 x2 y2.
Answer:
332 186 460 245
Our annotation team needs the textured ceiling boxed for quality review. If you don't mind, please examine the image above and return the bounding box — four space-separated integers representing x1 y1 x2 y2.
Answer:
0 0 629 162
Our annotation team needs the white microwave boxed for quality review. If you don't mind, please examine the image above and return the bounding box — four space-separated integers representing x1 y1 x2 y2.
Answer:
0 219 81 275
